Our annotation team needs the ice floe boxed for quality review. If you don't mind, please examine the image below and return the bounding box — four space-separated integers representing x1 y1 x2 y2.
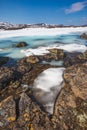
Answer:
21 43 87 57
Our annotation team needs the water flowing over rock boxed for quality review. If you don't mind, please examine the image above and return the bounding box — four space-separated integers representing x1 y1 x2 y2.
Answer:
15 42 28 48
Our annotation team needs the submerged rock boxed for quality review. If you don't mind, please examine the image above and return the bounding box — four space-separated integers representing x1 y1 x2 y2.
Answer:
15 42 28 48
52 62 87 130
0 57 9 67
80 33 87 40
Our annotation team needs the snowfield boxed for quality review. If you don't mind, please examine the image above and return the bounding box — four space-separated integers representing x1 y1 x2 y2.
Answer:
0 27 87 39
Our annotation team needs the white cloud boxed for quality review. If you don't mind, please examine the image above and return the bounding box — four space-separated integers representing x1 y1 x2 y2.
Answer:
65 1 87 14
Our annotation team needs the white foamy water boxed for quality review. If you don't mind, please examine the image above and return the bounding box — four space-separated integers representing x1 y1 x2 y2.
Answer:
0 27 87 39
0 49 3 52
21 43 87 57
32 67 65 114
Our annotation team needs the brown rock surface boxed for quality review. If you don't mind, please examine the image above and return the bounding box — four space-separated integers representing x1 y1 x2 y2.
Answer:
26 56 39 64
52 62 87 130
77 50 87 60
17 93 53 130
0 93 54 130
0 96 16 128
48 48 64 59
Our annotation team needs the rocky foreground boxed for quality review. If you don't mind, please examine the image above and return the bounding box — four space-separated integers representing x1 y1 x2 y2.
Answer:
0 46 87 130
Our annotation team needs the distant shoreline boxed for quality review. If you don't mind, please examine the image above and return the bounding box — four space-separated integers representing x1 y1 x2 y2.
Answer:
0 22 87 31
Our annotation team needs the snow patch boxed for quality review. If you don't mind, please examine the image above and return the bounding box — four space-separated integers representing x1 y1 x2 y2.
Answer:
32 68 65 114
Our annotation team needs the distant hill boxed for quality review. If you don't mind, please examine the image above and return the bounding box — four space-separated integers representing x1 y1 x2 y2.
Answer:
0 22 87 30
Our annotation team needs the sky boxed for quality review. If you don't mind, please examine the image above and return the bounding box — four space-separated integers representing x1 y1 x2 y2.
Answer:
0 0 87 25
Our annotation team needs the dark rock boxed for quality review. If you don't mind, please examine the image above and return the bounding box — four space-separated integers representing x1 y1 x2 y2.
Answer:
80 33 87 40
0 67 14 90
52 62 87 130
15 42 28 48
0 96 16 127
0 65 23 91
64 52 86 67
0 57 9 67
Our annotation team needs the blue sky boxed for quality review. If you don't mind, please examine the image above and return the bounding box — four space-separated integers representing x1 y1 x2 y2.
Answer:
0 0 87 25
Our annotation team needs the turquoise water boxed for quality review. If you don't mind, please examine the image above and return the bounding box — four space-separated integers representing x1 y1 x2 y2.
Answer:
41 60 64 66
0 34 87 59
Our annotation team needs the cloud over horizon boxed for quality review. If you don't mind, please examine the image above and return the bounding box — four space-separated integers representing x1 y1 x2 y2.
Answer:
65 1 87 14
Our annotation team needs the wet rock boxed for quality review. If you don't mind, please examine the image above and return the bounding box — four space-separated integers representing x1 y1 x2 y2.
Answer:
48 49 65 59
38 49 65 62
0 57 9 67
9 80 21 89
26 56 39 64
40 53 55 61
17 63 32 75
0 65 23 91
64 52 85 67
77 50 87 60
15 42 28 48
52 62 87 130
80 33 87 40
0 67 14 90
0 96 16 127
21 64 50 85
